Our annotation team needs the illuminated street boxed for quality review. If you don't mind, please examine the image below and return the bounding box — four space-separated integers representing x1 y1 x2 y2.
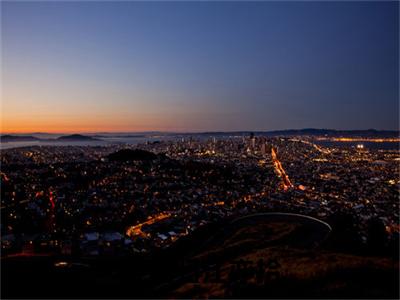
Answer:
271 147 294 191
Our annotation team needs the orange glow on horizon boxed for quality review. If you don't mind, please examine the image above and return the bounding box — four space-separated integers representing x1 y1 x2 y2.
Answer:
1 118 191 134
1 108 216 134
0 126 172 134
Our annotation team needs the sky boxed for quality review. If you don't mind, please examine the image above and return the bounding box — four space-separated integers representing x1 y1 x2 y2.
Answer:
1 1 399 133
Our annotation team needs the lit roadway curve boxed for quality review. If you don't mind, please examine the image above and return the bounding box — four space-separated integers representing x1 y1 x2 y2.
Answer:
300 139 331 155
271 147 294 191
154 213 332 294
126 212 171 238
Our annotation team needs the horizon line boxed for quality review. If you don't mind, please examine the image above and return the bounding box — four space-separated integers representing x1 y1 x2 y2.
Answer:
1 127 399 135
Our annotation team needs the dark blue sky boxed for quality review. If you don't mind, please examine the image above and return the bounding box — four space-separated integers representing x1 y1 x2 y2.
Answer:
2 1 399 132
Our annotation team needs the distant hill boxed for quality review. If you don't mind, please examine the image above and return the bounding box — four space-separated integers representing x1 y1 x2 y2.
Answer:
1 133 100 143
0 135 41 142
194 129 399 138
107 149 158 161
263 128 399 137
92 134 146 138
2 129 398 143
56 134 98 141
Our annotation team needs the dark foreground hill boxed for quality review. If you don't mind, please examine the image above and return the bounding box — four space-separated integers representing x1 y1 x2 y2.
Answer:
165 214 399 299
2 213 398 299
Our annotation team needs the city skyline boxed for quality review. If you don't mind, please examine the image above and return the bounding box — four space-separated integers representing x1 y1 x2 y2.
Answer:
2 2 399 296
2 1 399 133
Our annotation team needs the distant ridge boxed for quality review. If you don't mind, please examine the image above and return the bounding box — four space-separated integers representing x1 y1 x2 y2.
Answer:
56 134 99 141
1 129 399 143
1 135 40 142
265 128 399 137
191 128 399 138
1 134 100 143
92 134 146 138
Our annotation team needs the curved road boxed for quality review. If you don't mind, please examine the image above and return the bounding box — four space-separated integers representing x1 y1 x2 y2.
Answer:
203 212 332 251
155 212 332 294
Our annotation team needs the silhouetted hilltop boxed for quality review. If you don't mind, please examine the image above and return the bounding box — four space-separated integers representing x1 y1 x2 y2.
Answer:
92 134 146 138
56 134 98 141
264 128 399 137
197 129 399 138
107 149 158 161
1 135 40 142
2 129 398 143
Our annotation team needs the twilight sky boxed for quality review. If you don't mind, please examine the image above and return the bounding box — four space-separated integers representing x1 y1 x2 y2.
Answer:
1 1 399 133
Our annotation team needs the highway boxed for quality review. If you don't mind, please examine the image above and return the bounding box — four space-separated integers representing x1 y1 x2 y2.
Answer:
271 147 294 190
126 212 171 237
300 139 331 154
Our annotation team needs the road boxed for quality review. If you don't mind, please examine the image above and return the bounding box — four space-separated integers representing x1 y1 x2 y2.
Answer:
154 212 332 294
271 147 294 190
204 212 332 250
126 212 171 237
